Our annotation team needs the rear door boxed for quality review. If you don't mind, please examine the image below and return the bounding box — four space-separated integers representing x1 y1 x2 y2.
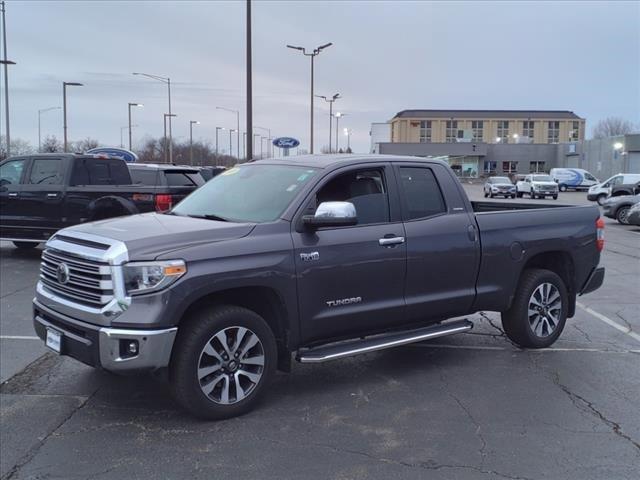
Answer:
0 157 29 238
394 162 480 322
292 163 407 344
19 157 67 238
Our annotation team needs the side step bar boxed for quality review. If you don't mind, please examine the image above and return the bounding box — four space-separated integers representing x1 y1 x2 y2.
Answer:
297 319 473 363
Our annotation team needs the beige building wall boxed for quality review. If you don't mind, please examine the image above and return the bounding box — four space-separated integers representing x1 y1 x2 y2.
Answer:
390 115 585 144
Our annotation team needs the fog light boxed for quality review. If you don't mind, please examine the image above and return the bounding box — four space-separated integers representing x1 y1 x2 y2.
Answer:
119 339 139 358
128 341 138 354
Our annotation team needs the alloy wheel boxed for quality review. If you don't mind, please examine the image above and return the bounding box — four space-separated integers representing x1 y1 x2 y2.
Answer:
528 283 562 338
197 326 265 405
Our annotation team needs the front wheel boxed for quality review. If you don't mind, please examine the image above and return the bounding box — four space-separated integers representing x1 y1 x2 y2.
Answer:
596 194 607 206
169 305 277 420
484 191 488 198
616 206 631 224
553 195 558 200
501 268 568 348
516 191 523 198
13 241 39 249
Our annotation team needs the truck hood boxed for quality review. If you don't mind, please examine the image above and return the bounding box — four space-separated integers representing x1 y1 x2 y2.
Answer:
490 182 515 188
531 181 558 188
62 212 255 260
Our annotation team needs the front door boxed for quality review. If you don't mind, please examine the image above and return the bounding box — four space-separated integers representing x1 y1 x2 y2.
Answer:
0 158 29 238
292 164 407 344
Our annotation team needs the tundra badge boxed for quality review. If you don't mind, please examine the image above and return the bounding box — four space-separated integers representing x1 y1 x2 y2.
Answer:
300 252 320 262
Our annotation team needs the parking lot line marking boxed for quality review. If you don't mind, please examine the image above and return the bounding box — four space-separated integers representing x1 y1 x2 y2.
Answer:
576 301 640 344
409 343 640 354
0 335 40 340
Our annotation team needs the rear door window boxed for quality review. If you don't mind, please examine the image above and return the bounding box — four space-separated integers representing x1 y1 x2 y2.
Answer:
0 159 27 185
70 158 132 185
28 159 65 185
165 171 203 187
130 168 159 185
398 167 446 221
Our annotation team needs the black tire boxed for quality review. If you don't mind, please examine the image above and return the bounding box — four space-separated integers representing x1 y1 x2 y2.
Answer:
559 184 567 192
501 268 568 348
553 195 558 200
12 241 39 249
511 195 516 199
517 191 523 198
169 305 277 420
484 191 488 198
489 192 494 198
616 206 631 225
596 194 607 206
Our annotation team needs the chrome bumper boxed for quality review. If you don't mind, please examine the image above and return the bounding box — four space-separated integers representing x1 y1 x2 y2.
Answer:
33 299 177 373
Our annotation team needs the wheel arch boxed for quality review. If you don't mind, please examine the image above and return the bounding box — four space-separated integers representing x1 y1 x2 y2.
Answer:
88 195 138 221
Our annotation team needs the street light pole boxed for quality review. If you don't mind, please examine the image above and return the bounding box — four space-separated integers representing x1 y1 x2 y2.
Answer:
133 72 172 161
229 129 237 157
189 120 200 165
253 134 260 158
334 112 346 152
120 125 138 148
286 42 332 154
1 1 14 157
38 107 61 152
254 126 271 157
246 0 252 161
344 128 352 151
315 93 340 153
215 127 225 156
128 102 143 150
216 107 240 158
62 82 83 152
163 113 177 163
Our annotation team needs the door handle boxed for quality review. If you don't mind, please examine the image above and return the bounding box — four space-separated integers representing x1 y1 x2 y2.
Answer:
8 193 18 197
379 236 405 246
47 193 58 198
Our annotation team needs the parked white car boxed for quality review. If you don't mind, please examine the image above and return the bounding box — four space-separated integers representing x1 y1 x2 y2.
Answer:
516 174 559 200
587 173 640 205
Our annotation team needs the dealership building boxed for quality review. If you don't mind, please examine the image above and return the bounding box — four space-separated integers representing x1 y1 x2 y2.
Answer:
371 109 639 179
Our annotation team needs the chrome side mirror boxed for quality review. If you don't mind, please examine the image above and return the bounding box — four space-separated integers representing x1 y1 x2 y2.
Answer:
303 201 357 229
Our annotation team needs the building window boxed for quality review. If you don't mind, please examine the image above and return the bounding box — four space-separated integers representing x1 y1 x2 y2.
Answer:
471 121 483 142
502 161 518 173
497 121 509 143
522 121 534 139
529 161 546 173
547 121 560 143
569 121 580 141
419 121 432 143
446 120 458 143
483 161 497 175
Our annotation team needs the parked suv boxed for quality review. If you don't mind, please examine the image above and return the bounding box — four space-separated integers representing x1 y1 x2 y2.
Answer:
128 164 205 210
483 176 516 198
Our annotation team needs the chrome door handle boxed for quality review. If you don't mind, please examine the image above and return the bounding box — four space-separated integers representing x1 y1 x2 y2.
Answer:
8 193 18 197
379 236 405 246
47 193 58 198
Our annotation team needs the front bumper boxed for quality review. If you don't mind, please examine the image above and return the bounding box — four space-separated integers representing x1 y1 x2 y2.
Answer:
587 193 601 201
33 299 177 373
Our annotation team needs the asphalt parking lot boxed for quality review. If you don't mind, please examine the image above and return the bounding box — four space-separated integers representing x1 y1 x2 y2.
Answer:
1 186 639 480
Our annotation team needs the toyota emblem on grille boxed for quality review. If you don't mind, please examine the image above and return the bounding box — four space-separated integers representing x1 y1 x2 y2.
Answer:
56 263 70 284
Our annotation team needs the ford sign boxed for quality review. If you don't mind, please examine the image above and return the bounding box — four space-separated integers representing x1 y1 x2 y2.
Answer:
272 137 300 149
86 147 139 163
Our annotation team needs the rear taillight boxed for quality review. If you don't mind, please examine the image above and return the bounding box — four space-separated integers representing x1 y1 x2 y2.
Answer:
155 194 173 212
596 217 605 251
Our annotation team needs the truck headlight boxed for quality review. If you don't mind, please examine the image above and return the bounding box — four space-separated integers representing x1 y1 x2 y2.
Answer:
123 260 187 295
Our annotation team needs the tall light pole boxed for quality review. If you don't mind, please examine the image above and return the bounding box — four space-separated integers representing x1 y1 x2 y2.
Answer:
163 113 177 163
63 81 83 152
38 106 60 152
215 127 225 155
229 129 237 157
216 107 240 158
344 128 352 152
189 120 200 165
316 93 340 153
121 125 138 148
133 72 172 161
334 112 346 152
286 42 332 154
253 134 261 158
1 1 13 157
127 102 143 150
246 0 253 161
254 126 270 157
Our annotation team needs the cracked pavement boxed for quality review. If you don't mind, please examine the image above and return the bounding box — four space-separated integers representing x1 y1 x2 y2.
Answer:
1 188 639 480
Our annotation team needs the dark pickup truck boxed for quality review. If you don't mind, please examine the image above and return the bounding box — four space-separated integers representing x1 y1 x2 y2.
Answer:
32 155 605 419
0 154 202 248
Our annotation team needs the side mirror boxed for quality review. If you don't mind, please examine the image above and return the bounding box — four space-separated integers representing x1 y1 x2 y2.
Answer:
303 201 357 229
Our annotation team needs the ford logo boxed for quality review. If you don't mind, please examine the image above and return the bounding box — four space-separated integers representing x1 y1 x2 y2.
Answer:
86 147 139 163
56 263 70 285
272 137 300 149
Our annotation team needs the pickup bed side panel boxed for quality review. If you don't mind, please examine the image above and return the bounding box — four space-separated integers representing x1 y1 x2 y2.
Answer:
472 205 601 313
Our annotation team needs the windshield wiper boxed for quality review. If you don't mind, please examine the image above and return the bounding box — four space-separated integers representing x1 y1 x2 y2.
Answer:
185 213 229 222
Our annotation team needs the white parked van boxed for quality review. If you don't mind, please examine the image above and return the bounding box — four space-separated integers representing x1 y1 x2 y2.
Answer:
587 173 640 205
549 168 599 192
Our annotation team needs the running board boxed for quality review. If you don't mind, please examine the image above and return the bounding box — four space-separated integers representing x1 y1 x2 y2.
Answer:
297 319 473 363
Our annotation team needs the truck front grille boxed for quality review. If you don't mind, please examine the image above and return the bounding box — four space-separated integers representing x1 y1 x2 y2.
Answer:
40 249 114 308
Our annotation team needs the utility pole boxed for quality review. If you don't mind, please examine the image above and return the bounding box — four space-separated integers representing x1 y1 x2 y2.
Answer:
163 113 176 163
63 82 83 152
245 0 253 161
286 42 332 154
189 120 199 165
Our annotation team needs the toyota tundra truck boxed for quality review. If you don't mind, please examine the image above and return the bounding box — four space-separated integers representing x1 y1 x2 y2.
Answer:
32 155 605 419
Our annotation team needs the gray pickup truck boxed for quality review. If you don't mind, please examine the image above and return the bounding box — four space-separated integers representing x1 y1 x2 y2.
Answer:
32 155 605 419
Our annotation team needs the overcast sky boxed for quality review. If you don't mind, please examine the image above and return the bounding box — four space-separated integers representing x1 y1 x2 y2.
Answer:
3 0 640 155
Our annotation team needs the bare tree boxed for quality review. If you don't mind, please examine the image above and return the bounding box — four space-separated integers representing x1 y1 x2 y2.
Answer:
41 135 63 153
591 117 637 139
72 137 100 152
0 136 35 160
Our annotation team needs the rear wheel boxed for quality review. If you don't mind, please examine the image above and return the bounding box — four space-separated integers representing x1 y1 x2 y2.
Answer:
484 191 488 198
516 191 523 198
170 305 277 420
511 195 516 199
501 268 568 348
616 206 631 224
559 184 567 192
553 195 558 200
12 241 39 249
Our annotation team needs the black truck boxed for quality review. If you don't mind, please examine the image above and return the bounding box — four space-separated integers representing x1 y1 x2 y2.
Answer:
0 154 203 248
31 155 605 419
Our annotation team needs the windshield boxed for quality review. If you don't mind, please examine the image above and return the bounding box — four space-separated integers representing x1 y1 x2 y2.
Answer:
490 177 511 184
172 164 317 223
532 175 553 182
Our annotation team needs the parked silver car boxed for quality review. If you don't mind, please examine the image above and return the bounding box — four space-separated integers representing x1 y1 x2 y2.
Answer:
601 194 640 224
484 176 516 198
626 202 640 226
